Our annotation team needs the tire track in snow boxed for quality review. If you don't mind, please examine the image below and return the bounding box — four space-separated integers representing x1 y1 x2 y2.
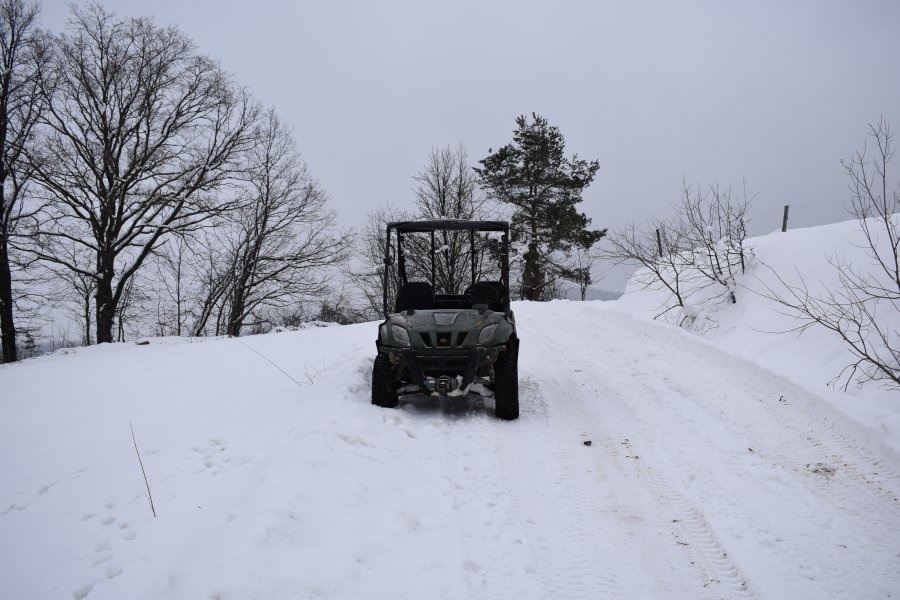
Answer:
646 337 900 518
617 322 900 597
544 387 624 599
531 304 900 598
438 408 540 599
634 458 754 598
504 373 623 599
531 333 756 599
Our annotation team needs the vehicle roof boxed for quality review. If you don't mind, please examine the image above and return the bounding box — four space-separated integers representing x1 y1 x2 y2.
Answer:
387 219 509 233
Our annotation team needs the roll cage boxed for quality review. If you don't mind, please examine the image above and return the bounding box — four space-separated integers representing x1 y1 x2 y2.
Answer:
383 219 511 317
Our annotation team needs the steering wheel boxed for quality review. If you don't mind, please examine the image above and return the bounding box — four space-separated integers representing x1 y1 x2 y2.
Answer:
464 283 501 305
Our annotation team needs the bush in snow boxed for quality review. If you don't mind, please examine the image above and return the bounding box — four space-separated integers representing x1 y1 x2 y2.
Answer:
761 119 900 391
607 182 754 330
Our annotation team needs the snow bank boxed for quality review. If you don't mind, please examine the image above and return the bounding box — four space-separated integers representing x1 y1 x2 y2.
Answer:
618 218 900 456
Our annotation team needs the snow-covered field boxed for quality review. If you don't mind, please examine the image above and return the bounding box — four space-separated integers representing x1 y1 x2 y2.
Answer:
3 219 900 599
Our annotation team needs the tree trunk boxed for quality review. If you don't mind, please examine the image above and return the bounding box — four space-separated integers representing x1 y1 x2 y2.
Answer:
225 286 245 337
522 202 542 301
225 306 244 337
522 241 542 301
0 232 17 362
82 292 92 346
95 252 116 344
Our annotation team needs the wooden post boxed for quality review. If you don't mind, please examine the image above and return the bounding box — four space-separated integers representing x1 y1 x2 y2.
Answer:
782 205 790 232
656 228 663 257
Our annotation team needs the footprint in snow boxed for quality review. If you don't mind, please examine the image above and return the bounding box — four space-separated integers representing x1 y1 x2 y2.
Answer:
335 432 375 448
2 503 30 515
104 564 123 579
91 553 113 567
73 581 94 599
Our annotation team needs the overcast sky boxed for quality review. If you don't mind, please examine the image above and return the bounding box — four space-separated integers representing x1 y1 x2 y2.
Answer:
40 1 900 289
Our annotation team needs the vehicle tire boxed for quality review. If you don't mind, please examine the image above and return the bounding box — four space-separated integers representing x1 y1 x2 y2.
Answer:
493 347 519 420
371 353 399 408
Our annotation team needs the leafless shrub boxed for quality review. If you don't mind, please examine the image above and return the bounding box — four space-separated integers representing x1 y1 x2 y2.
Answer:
680 181 752 304
607 181 753 327
606 218 693 321
761 118 900 390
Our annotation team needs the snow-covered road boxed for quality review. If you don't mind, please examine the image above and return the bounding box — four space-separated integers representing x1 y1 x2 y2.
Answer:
2 301 899 599
504 302 900 598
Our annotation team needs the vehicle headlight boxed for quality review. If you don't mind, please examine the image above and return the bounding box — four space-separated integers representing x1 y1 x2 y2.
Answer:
391 325 410 346
477 323 498 345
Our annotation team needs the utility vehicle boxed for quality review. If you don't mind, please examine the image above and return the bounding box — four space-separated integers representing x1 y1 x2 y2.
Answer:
371 220 519 419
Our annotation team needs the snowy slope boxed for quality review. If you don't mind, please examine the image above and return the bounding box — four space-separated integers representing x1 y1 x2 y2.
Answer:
619 218 900 458
3 297 900 599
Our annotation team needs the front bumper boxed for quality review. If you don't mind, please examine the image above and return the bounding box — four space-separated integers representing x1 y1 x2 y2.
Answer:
386 346 502 389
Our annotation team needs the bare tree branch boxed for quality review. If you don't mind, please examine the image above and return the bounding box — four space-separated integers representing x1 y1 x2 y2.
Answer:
27 4 258 343
0 0 46 362
760 118 900 390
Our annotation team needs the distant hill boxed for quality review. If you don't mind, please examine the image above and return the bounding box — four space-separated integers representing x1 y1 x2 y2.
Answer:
562 286 623 301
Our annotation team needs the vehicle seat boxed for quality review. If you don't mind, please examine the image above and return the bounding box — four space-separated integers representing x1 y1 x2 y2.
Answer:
396 282 436 312
468 281 510 312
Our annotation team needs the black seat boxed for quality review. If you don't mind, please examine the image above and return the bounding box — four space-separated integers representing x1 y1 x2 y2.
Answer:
465 281 510 312
396 282 436 312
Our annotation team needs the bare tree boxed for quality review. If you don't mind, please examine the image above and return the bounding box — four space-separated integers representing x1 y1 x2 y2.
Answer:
350 145 500 319
680 181 751 304
844 118 900 295
218 109 352 336
407 144 493 293
27 5 257 344
348 205 407 319
0 0 46 362
149 233 194 337
189 230 233 336
114 271 150 341
559 243 602 300
46 244 96 345
64 269 95 345
606 219 693 321
762 119 900 390
606 179 753 328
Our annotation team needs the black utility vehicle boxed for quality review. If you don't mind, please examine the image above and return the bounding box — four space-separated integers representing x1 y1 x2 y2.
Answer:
371 220 519 419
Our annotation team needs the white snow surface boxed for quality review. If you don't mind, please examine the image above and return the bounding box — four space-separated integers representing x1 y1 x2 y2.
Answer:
3 220 900 599
621 218 900 458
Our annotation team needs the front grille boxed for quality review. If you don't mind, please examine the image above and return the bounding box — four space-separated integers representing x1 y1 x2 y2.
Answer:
416 354 471 374
421 331 467 347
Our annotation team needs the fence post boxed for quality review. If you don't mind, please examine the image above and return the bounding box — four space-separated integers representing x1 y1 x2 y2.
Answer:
782 205 790 232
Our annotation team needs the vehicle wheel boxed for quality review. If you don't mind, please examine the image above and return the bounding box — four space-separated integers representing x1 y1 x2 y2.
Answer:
493 348 519 420
371 353 399 408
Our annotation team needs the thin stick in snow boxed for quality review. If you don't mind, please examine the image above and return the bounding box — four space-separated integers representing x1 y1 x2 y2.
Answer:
236 339 306 389
130 421 157 518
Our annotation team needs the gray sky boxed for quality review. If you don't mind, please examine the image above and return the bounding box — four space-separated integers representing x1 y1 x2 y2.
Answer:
41 1 900 289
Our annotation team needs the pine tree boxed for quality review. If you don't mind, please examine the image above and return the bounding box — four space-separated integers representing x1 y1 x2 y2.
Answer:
475 113 604 301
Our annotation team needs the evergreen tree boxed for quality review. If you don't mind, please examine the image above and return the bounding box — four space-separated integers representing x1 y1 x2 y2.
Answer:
475 113 604 301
